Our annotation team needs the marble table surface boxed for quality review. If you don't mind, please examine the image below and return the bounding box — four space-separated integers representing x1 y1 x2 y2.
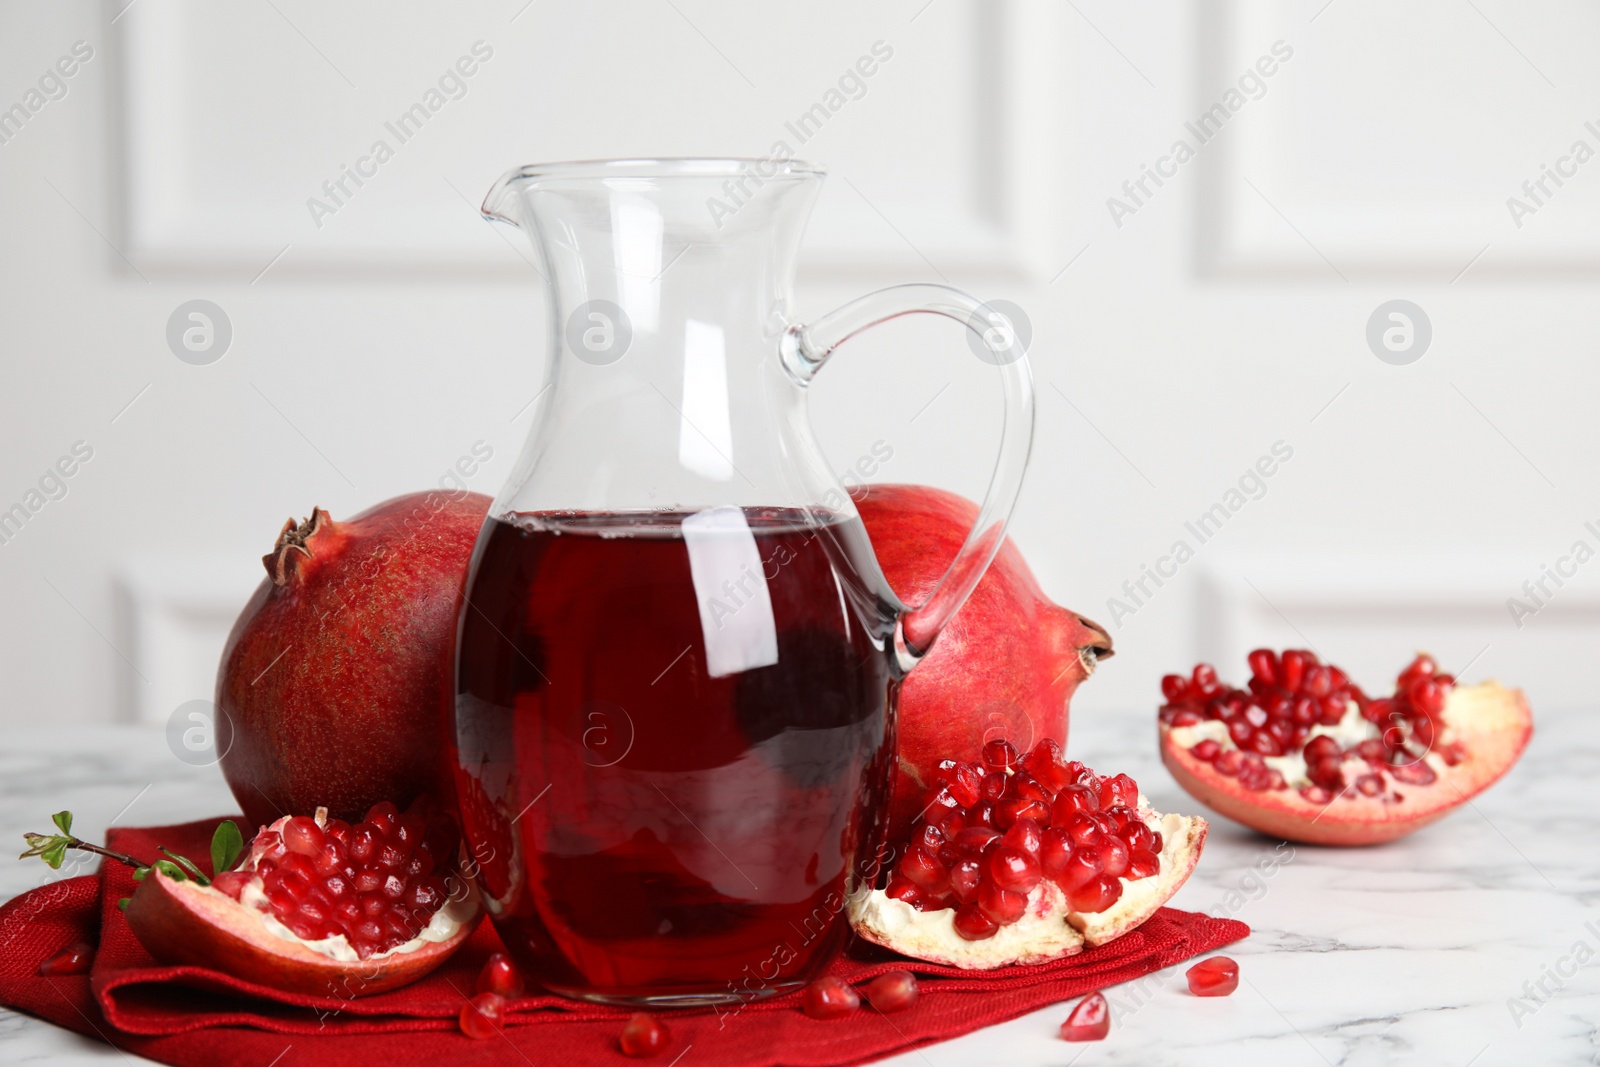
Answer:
1 703 1594 1066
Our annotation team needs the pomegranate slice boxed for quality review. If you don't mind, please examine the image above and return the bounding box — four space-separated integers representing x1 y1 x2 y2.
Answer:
849 739 1208 969
123 804 478 997
1158 651 1532 846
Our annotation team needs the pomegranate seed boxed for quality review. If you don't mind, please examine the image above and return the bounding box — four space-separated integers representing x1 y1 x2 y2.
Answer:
38 942 94 976
477 951 526 999
459 992 507 1039
912 823 946 854
1303 735 1341 762
1355 773 1385 797
967 801 996 827
1059 992 1110 1041
1001 817 1042 856
1355 739 1387 763
1411 679 1445 717
1299 784 1334 804
994 796 1050 830
899 847 946 890
977 880 1028 924
1126 848 1160 879
1308 757 1345 791
1213 749 1245 777
1304 666 1332 698
1096 773 1139 809
1189 739 1221 761
943 763 983 808
954 826 1001 855
981 739 1020 772
1192 663 1218 690
1053 846 1102 891
1051 784 1099 821
1226 718 1253 745
1024 738 1073 790
1121 822 1155 853
987 847 1042 893
864 970 919 1013
1161 673 1189 701
1098 835 1130 877
1063 812 1103 848
885 875 922 907
619 1012 670 1057
1039 828 1073 876
1389 758 1437 785
1169 708 1203 726
953 902 999 940
366 801 399 830
281 816 325 857
949 858 983 902
1248 731 1282 757
980 772 1007 801
1246 648 1278 685
1009 774 1051 803
802 975 860 1019
1187 956 1239 996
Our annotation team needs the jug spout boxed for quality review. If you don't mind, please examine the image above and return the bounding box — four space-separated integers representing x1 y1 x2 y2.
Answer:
481 165 531 227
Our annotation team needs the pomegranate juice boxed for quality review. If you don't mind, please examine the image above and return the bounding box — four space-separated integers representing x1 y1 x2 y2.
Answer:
453 508 897 1004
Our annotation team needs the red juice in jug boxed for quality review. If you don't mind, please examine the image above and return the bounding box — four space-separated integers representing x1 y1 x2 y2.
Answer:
452 507 897 1005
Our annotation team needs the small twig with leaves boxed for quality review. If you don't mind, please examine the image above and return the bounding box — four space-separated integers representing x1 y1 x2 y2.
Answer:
21 810 245 910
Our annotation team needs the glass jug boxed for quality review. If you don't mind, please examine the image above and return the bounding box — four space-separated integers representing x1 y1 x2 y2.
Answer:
453 158 1033 1007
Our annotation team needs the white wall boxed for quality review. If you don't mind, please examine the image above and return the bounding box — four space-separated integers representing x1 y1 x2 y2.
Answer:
2 0 1597 734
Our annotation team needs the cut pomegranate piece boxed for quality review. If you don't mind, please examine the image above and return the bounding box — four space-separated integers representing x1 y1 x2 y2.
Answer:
1159 651 1532 846
122 803 478 998
801 975 861 1019
1059 991 1110 1041
850 738 1208 969
619 1013 671 1057
459 992 506 1039
863 970 920 1012
1186 956 1239 996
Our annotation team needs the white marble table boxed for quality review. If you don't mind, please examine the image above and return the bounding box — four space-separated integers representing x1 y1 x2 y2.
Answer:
2 704 1594 1066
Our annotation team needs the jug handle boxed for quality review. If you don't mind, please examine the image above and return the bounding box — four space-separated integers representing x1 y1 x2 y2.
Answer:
782 283 1034 666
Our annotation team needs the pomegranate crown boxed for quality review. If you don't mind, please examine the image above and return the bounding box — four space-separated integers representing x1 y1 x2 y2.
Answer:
263 507 332 587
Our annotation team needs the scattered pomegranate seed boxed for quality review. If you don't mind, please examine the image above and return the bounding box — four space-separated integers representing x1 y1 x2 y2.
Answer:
1187 956 1239 996
476 951 526 999
619 1012 670 1057
802 975 860 1019
38 942 94 976
459 991 507 1039
1059 991 1110 1041
863 970 919 1013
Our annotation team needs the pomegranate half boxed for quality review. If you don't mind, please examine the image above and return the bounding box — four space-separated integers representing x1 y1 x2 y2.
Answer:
124 805 478 997
1158 651 1532 846
855 485 1113 844
849 738 1207 969
217 491 489 829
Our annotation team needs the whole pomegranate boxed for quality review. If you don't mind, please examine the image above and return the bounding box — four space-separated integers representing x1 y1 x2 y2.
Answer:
855 485 1113 843
218 491 490 829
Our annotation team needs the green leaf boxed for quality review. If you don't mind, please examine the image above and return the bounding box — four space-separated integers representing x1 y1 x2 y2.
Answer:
51 811 73 836
20 832 59 860
211 820 244 875
158 847 210 886
40 842 68 870
151 859 187 882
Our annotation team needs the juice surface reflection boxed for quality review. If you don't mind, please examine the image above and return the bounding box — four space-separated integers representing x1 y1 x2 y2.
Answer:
453 508 897 1004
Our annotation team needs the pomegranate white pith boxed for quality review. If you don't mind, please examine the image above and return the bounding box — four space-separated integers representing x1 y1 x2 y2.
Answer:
1159 651 1532 846
847 739 1208 970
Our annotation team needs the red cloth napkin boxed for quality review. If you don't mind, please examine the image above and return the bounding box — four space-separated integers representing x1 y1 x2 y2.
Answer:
0 819 1248 1066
